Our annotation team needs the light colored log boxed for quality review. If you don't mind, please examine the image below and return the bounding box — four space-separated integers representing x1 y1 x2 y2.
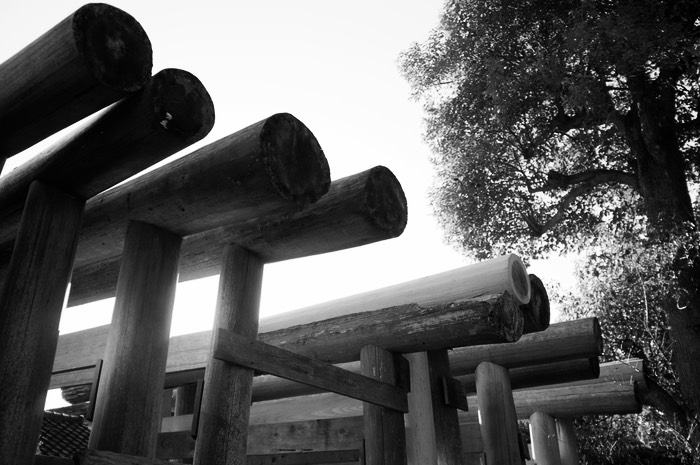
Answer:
361 344 406 465
0 3 152 158
0 68 214 250
555 418 578 465
460 381 640 423
194 245 265 465
67 112 329 305
521 274 550 333
475 362 521 465
89 221 182 456
0 181 84 464
67 166 405 305
459 357 600 393
449 318 603 374
529 412 561 465
405 353 438 465
263 254 531 332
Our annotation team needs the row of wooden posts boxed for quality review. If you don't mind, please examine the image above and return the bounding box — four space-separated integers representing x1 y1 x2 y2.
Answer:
0 3 646 465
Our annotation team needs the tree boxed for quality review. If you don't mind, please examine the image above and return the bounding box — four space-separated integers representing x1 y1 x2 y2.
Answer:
400 0 700 411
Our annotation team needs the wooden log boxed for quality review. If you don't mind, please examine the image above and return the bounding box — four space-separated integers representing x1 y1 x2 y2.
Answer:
213 328 408 412
529 412 561 465
78 449 171 465
0 181 84 464
460 382 641 423
0 68 215 251
247 450 361 465
521 274 550 333
67 165 405 306
550 358 646 391
0 3 152 158
89 221 182 456
449 318 603 375
475 362 521 465
194 245 265 464
263 254 531 332
555 418 579 465
458 357 600 393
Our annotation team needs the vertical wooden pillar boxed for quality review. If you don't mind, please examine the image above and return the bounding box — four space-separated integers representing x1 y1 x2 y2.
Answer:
475 362 521 465
361 344 407 465
194 244 264 465
89 220 182 456
529 412 561 465
175 383 198 464
0 181 84 465
555 418 579 465
405 350 464 465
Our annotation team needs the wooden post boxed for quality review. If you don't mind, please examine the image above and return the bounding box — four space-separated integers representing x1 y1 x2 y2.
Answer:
555 418 579 465
0 3 152 158
0 181 84 464
475 362 521 465
529 412 561 465
194 244 264 464
89 221 182 456
361 344 407 465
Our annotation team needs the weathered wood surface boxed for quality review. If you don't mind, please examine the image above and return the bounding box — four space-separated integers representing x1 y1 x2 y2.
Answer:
0 68 214 253
0 3 152 158
449 318 603 374
529 412 562 465
475 362 521 465
247 450 362 465
0 182 84 464
77 449 172 465
52 293 522 388
194 245 264 465
263 254 531 332
214 328 408 412
89 221 182 456
521 274 550 333
361 344 406 465
545 358 646 391
556 418 579 465
458 357 600 393
68 165 405 306
460 381 640 423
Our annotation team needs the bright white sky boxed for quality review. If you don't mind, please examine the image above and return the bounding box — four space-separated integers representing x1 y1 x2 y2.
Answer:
1 1 571 341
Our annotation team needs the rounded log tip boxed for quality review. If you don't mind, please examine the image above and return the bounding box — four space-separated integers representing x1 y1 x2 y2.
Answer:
507 254 531 304
73 3 153 91
592 317 604 355
520 274 550 333
151 68 215 142
364 166 408 238
260 113 331 207
493 292 524 343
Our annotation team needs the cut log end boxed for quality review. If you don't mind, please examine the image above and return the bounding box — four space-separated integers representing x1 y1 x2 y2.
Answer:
508 254 531 304
72 3 152 91
261 113 331 207
520 274 550 333
492 292 524 343
151 68 215 142
364 166 408 238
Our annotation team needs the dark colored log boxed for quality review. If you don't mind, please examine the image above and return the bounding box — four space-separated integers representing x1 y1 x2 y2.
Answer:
529 412 562 465
213 328 408 412
89 221 182 456
521 274 550 333
449 318 603 375
194 245 265 465
0 182 84 464
67 112 330 306
78 449 171 465
0 3 152 158
475 362 521 465
0 68 214 252
33 456 74 465
66 165 406 306
458 357 600 393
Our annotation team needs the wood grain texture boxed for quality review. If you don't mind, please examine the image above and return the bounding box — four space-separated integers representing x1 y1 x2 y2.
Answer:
194 245 265 465
67 165 404 306
89 221 182 456
529 412 562 465
361 344 406 465
0 3 152 158
0 181 84 464
475 362 522 465
428 350 466 465
214 328 408 412
78 449 172 465
555 418 579 465
0 68 214 252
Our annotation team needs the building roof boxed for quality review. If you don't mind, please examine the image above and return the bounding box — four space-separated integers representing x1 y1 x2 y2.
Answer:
37 411 90 458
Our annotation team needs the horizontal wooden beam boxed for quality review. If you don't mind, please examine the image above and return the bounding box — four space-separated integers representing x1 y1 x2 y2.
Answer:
213 328 408 412
76 449 172 464
33 456 73 465
67 166 406 306
247 450 361 465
